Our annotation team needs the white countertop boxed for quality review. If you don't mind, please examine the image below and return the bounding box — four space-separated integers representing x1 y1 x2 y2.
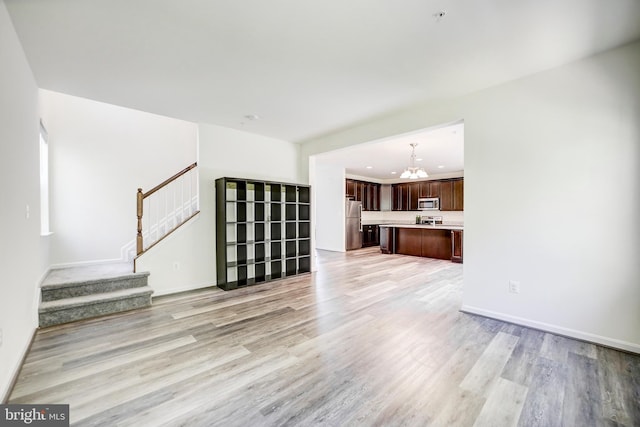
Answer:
377 223 464 231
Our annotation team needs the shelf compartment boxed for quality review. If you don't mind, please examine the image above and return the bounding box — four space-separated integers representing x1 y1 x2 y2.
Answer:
286 241 297 258
298 256 311 274
270 260 283 279
270 184 282 202
255 243 265 263
286 259 297 276
225 202 237 222
255 262 266 282
298 239 310 256
270 203 282 222
236 202 247 222
270 223 282 241
254 182 265 201
236 244 247 265
285 204 297 221
255 223 265 242
298 222 310 239
237 265 248 287
270 242 282 260
226 246 237 264
298 204 310 221
254 203 265 222
245 204 254 222
285 185 297 202
286 222 297 240
226 180 247 201
236 224 247 243
298 187 310 204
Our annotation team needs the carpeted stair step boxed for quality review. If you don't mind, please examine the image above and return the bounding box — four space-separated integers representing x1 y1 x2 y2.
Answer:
41 270 150 302
39 286 154 328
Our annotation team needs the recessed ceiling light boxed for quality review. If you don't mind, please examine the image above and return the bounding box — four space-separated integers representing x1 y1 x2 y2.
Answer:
391 171 397 175
438 165 445 169
366 166 373 169
244 114 260 121
416 158 423 162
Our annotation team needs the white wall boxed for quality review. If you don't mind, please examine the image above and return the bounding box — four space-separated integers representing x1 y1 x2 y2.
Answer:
312 160 345 252
136 123 299 295
39 90 198 266
300 41 640 352
0 0 48 401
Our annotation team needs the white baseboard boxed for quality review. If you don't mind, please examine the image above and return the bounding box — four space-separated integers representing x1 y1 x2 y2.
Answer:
151 281 215 297
460 305 640 354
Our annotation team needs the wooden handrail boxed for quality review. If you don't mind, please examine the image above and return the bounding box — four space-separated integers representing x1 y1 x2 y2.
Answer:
142 162 197 199
136 162 198 255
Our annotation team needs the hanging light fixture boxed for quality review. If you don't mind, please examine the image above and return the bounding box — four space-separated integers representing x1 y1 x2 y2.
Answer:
400 143 428 179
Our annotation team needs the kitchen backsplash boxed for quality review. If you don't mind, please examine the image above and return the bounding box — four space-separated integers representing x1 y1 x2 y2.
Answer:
362 210 464 225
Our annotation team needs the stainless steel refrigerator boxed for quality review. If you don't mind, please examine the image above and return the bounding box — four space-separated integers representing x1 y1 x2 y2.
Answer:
345 199 362 250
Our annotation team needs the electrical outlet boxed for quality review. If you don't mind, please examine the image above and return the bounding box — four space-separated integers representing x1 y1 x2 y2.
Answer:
508 280 521 294
25 204 30 219
173 262 180 271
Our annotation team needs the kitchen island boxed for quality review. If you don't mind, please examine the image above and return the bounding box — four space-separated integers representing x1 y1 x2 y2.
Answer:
379 224 463 263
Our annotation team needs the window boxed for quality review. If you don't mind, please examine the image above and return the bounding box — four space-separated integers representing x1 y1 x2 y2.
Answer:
39 121 50 235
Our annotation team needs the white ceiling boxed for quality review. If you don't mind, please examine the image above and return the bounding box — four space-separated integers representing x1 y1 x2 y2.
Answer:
319 121 464 181
5 0 640 143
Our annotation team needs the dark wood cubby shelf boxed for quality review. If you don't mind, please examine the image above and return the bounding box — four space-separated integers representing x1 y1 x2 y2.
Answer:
216 177 311 291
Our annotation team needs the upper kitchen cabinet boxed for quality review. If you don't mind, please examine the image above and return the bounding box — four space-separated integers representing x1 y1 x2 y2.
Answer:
393 178 463 211
419 181 440 198
393 182 419 210
453 178 464 211
345 179 356 199
438 178 463 211
365 182 380 211
392 183 406 210
345 178 380 211
439 180 453 211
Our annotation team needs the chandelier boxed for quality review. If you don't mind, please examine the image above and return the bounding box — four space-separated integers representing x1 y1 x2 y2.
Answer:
400 143 428 179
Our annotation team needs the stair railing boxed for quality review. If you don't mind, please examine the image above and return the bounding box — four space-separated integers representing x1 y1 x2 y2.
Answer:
136 162 199 257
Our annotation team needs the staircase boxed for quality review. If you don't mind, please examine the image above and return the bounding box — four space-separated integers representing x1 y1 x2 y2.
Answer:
39 263 153 328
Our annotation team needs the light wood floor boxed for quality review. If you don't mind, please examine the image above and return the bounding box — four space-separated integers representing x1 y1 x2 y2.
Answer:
9 247 640 426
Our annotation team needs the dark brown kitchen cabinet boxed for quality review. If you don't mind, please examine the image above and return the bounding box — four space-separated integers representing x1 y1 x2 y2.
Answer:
363 182 380 211
421 229 452 260
437 178 463 211
393 183 407 210
395 228 422 256
395 228 452 260
355 181 364 203
453 178 464 211
392 184 403 210
419 181 440 198
439 180 454 211
345 179 380 211
408 183 419 210
346 179 356 199
392 182 420 210
393 178 463 211
362 224 379 247
451 230 463 263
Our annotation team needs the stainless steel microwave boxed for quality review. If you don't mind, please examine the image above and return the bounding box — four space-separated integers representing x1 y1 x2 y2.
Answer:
418 197 440 211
